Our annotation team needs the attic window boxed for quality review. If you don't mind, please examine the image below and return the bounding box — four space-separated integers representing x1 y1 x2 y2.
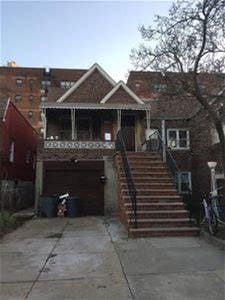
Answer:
60 81 75 89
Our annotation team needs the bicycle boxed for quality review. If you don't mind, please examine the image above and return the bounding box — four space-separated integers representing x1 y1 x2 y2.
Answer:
200 188 225 235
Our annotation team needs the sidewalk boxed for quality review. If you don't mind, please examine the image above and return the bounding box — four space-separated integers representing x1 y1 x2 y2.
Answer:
0 217 224 300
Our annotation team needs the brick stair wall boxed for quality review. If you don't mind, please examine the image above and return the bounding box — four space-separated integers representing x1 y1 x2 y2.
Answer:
114 151 199 238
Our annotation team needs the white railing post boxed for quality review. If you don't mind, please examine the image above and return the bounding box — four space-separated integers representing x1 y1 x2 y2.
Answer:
161 120 166 162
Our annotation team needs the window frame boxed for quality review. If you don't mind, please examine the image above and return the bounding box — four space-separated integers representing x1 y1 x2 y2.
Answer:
16 78 23 87
177 171 192 194
15 94 22 102
167 128 190 150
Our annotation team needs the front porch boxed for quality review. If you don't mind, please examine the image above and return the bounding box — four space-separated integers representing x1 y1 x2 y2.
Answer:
41 103 151 152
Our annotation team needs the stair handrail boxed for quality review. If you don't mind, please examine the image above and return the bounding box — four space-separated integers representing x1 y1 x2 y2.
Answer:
143 131 194 222
115 130 138 228
143 131 180 190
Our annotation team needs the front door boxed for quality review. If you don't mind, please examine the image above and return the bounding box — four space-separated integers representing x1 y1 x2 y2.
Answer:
121 115 135 151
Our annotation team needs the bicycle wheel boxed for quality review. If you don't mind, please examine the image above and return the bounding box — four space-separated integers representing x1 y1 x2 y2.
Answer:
208 208 218 235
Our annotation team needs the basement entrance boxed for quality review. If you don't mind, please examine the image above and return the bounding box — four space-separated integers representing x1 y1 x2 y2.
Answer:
43 161 104 215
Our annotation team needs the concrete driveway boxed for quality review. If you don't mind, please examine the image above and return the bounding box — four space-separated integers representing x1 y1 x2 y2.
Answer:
0 217 224 300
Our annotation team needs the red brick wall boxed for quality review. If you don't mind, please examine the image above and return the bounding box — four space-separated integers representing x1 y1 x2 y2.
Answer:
64 69 113 103
105 86 137 104
1 102 38 181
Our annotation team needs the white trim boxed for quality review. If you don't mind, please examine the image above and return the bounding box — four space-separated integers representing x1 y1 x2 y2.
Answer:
2 98 10 122
57 63 116 103
167 128 190 150
100 81 144 104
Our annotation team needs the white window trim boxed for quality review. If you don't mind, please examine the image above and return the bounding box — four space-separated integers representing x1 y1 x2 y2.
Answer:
177 171 192 194
167 128 190 150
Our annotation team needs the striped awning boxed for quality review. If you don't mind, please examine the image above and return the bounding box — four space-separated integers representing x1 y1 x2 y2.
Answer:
41 102 151 111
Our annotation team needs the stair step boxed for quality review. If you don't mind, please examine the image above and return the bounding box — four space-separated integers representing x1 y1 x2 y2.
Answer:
121 189 178 196
129 218 192 227
125 202 185 210
120 177 172 183
126 210 189 218
123 195 181 203
121 183 174 189
129 227 199 238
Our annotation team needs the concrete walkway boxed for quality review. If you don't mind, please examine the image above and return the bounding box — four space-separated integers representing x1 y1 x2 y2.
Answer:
0 217 224 300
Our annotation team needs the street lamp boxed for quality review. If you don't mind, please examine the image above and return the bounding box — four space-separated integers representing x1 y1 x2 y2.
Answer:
207 161 218 196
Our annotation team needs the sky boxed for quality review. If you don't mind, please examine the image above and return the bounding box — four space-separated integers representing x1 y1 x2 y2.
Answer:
1 0 172 81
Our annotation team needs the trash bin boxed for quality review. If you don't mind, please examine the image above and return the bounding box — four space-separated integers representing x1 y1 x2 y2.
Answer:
40 196 58 218
66 197 79 218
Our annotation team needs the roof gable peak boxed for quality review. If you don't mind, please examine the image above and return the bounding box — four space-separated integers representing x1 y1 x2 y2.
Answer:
100 81 144 104
57 63 116 103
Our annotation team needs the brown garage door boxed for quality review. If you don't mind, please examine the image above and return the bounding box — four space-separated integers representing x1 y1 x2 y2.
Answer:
43 161 104 215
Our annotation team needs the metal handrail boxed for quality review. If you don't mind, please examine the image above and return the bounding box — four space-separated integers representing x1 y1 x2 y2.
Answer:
115 130 138 228
143 131 180 189
143 131 194 222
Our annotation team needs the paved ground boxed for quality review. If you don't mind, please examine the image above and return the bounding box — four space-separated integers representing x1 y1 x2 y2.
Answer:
0 217 224 300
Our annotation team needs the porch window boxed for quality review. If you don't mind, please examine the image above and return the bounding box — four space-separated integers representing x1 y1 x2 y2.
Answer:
177 172 192 193
167 129 190 150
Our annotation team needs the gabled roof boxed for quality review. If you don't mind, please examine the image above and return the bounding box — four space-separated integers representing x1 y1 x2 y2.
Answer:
57 63 116 103
100 81 144 104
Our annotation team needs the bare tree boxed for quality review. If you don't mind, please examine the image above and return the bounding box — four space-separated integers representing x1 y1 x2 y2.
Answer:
131 0 225 174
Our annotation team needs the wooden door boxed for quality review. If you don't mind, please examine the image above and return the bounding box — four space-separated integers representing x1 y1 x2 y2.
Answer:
121 115 135 151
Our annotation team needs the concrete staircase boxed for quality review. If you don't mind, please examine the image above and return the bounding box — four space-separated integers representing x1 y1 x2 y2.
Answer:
115 151 199 238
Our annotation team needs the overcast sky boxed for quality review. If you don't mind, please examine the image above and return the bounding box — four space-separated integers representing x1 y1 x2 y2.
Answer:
1 1 172 81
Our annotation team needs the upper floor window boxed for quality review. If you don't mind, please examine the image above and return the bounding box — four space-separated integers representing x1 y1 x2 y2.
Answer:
28 111 33 118
167 129 190 150
15 95 22 102
29 95 34 101
60 81 75 89
153 84 167 93
177 172 192 193
211 124 225 145
16 79 23 87
41 96 46 102
9 141 15 163
41 80 51 88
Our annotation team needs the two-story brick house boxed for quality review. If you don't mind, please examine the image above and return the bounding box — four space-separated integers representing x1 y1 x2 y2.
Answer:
35 63 208 237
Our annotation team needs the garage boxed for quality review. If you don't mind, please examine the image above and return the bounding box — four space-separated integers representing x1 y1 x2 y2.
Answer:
43 161 104 215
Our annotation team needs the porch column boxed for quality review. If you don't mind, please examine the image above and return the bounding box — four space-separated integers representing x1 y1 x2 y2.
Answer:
42 108 47 139
71 109 77 140
161 119 166 162
117 109 121 132
146 109 151 130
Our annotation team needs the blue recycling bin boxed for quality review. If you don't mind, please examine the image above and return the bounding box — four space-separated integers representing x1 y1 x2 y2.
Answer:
66 197 79 218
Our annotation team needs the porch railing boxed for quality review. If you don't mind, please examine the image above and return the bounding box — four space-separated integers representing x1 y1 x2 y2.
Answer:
115 130 138 228
44 140 115 149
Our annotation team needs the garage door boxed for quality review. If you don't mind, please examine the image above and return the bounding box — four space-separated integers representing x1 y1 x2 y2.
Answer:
43 161 104 215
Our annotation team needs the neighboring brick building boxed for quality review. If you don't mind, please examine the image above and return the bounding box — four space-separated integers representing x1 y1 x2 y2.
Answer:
0 99 38 210
0 64 87 132
127 70 225 201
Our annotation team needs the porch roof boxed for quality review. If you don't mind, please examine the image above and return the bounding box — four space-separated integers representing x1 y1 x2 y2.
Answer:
41 102 151 111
